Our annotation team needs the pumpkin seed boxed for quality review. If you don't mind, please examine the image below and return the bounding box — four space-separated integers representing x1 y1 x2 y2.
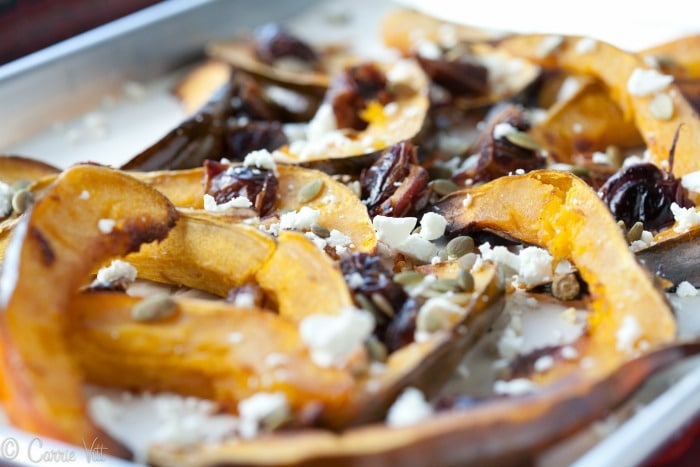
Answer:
297 179 324 203
504 131 541 150
626 221 644 243
649 93 674 121
457 252 478 271
551 273 581 301
354 293 378 315
617 220 627 233
432 179 460 196
311 223 330 238
446 236 475 258
132 294 177 322
394 270 425 285
569 166 590 178
457 269 475 292
12 180 31 191
446 292 472 305
11 189 33 214
371 293 395 318
429 278 460 293
365 336 388 362
347 180 361 198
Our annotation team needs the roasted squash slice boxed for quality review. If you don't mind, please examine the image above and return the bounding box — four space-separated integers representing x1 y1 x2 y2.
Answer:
434 170 676 383
0 164 177 456
499 34 700 177
0 155 60 186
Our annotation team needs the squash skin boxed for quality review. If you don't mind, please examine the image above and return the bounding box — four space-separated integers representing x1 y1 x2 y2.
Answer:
0 165 178 457
499 34 700 177
434 169 676 383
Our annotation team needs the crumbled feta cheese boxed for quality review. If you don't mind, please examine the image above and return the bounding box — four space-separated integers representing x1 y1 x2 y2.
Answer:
92 260 137 287
383 102 399 116
629 230 655 252
517 247 554 287
396 234 439 263
493 122 519 140
556 76 581 102
415 40 442 59
681 170 700 194
264 353 289 368
307 103 337 141
616 315 642 353
279 206 320 231
462 193 473 208
227 332 244 344
497 324 524 359
416 297 463 335
418 212 447 241
346 272 365 289
98 218 116 234
299 308 374 368
373 216 417 248
327 229 353 255
537 35 563 57
79 189 91 200
0 182 14 218
387 59 422 89
671 202 700 233
676 281 698 297
203 193 252 212
575 37 597 54
561 346 579 360
243 149 278 175
493 378 537 396
627 68 674 97
237 392 290 439
231 292 256 308
592 151 611 165
534 355 554 372
282 123 308 143
386 387 433 427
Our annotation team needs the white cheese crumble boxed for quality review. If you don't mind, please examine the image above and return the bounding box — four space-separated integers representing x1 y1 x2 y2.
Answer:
670 202 700 233
299 307 374 368
92 260 137 287
243 149 278 175
415 40 442 59
626 68 674 97
418 212 447 241
592 151 612 165
616 315 642 353
203 193 252 211
629 230 655 252
534 355 554 372
231 292 256 308
561 346 579 360
575 37 597 54
98 218 116 234
536 35 563 57
396 234 438 263
415 296 463 337
79 189 91 200
493 378 537 396
279 206 320 231
556 76 581 102
307 102 337 140
681 170 700 194
493 122 519 140
479 243 553 287
237 392 290 439
383 102 399 116
0 182 14 218
462 193 473 208
373 215 416 248
676 281 698 297
386 387 433 427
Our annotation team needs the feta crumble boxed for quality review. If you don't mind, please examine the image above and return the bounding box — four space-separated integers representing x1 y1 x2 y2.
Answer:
493 122 519 140
556 76 581 102
396 234 439 263
575 37 597 54
616 315 642 353
243 149 278 175
386 387 433 427
79 189 91 200
237 392 290 439
670 202 700 233
537 35 563 58
681 170 700 194
98 218 116 234
0 182 14 218
373 216 416 248
627 68 674 97
416 296 463 336
534 355 554 372
418 212 447 241
279 206 320 231
203 193 252 211
493 378 537 396
676 281 698 297
299 308 374 368
92 260 137 287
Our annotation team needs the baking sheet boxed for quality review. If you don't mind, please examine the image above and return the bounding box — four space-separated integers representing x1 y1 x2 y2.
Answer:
2 0 700 465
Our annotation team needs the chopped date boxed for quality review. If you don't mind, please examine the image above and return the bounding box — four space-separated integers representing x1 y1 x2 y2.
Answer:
223 120 288 161
416 55 489 97
253 23 319 67
204 160 278 216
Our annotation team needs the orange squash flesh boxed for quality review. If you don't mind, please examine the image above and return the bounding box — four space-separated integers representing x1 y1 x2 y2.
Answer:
68 292 356 421
0 165 178 456
434 170 676 383
0 155 60 186
499 34 700 177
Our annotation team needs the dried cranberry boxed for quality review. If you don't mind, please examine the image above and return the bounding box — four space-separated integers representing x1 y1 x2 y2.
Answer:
223 120 288 161
204 160 278 216
326 63 394 130
454 104 545 183
253 23 318 67
360 141 430 217
416 55 489 97
384 298 420 352
226 283 266 309
598 162 694 231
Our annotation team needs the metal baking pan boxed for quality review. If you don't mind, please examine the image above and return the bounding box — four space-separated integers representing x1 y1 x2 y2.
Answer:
2 0 700 465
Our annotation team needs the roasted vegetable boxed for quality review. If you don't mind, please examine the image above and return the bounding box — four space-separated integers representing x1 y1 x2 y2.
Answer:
435 170 676 382
0 164 178 456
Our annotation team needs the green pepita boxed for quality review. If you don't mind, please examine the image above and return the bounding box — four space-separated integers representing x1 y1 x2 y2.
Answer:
371 293 395 318
297 179 324 203
311 223 330 238
429 278 460 293
132 295 177 322
457 252 479 271
432 179 460 196
504 131 541 151
457 269 475 292
11 189 33 214
626 221 644 243
393 270 425 286
446 236 475 258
